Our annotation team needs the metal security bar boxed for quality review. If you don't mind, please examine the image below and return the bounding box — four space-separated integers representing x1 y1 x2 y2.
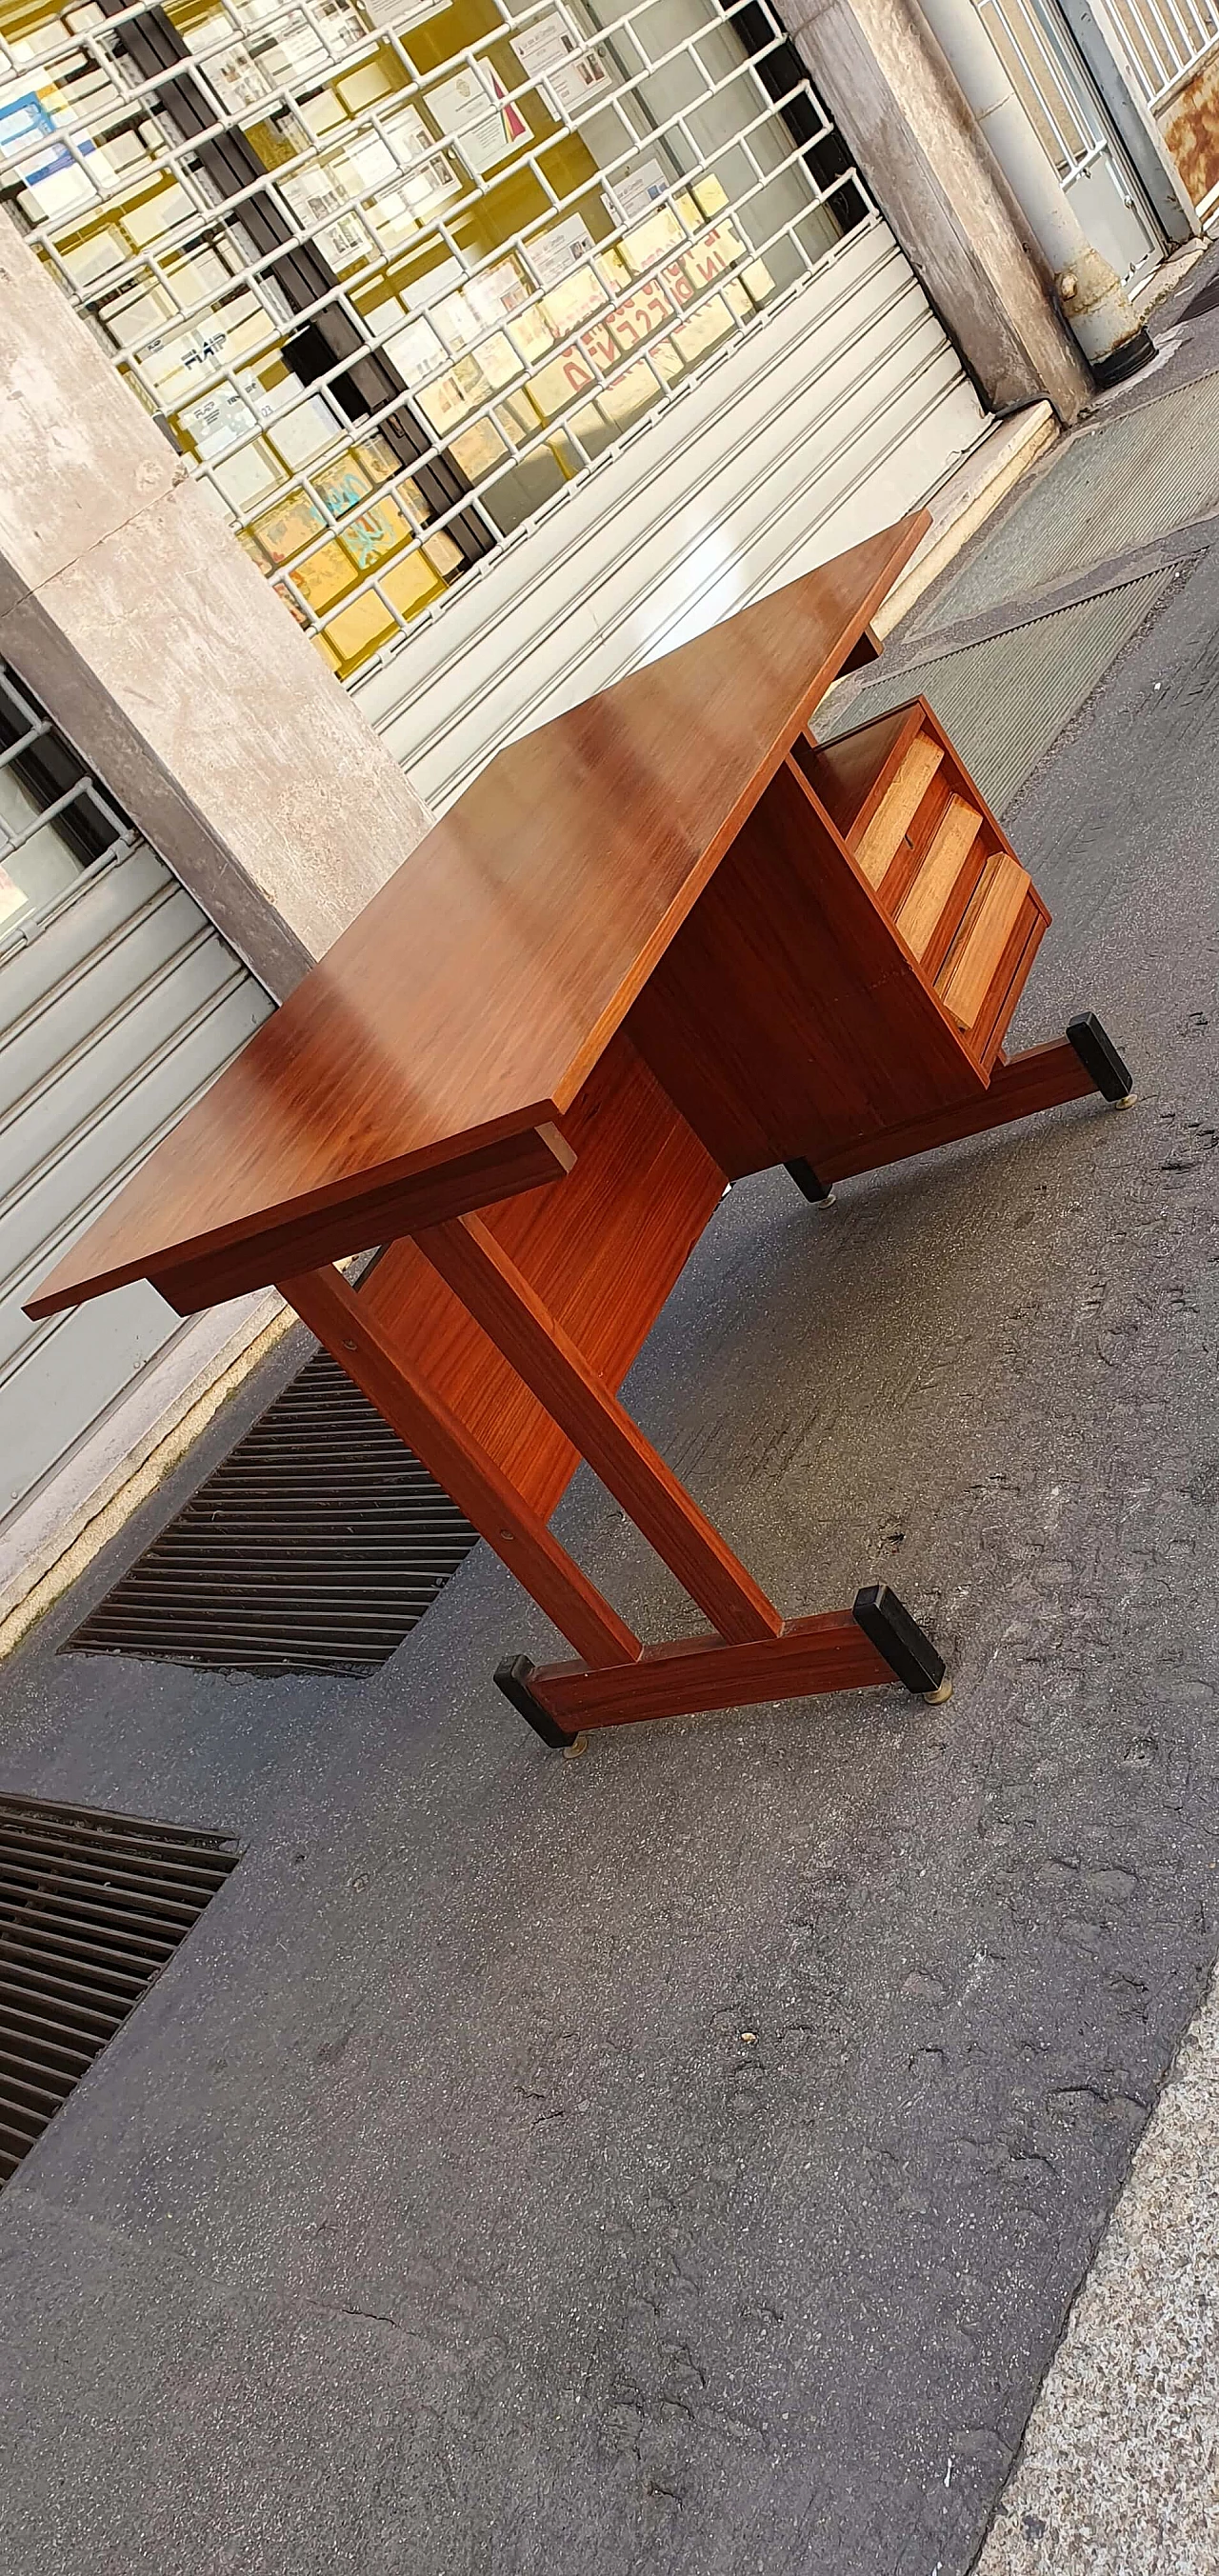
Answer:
0 0 874 684
1097 0 1219 107
974 0 1162 277
0 659 135 949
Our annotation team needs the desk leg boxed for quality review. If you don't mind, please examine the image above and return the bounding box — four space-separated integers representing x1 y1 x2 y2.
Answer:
412 1216 949 1743
506 1587 948 1735
279 1263 641 1696
801 1019 1134 1189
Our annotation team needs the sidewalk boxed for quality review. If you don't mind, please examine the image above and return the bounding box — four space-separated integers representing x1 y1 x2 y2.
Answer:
2 249 1219 2575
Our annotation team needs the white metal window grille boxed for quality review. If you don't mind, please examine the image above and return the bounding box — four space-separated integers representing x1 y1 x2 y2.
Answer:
0 661 136 949
1094 0 1219 108
973 0 1163 277
0 0 874 684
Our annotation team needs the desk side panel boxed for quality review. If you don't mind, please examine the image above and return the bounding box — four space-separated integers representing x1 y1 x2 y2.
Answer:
357 1030 725 1521
626 759 984 1179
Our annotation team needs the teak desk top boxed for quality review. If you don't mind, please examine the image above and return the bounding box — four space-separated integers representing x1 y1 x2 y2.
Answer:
30 513 927 1320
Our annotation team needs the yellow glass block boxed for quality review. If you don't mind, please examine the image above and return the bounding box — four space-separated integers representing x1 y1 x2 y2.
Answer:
423 529 464 576
547 428 582 478
494 388 541 445
340 492 414 569
296 85 347 134
322 590 399 669
250 493 330 564
58 228 128 289
312 453 374 517
478 329 523 389
672 292 734 365
673 190 700 232
120 181 196 248
416 358 490 433
604 274 673 352
507 303 554 365
742 258 775 306
530 347 596 419
723 277 751 319
450 415 510 478
542 264 606 333
381 549 446 619
237 528 271 569
350 434 408 489
595 358 661 427
290 539 361 611
312 629 345 673
567 403 602 453
335 56 396 110
649 335 683 385
620 208 685 276
596 244 631 291
396 474 430 525
692 174 729 217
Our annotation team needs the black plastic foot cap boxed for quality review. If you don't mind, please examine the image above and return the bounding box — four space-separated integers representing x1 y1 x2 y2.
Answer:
1068 1012 1134 1103
785 1157 835 1204
853 1583 947 1696
494 1655 581 1750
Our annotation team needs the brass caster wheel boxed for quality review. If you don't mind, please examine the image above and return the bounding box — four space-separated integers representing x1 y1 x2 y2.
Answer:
563 1731 590 1760
922 1678 953 1705
1114 1089 1137 1108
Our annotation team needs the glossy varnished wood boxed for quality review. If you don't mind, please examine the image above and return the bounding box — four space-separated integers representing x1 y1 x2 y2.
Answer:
354 1029 726 1520
627 754 982 1181
416 1210 783 1644
148 1126 575 1317
29 515 929 1322
812 1034 1103 1184
530 1613 894 1726
281 1261 641 1667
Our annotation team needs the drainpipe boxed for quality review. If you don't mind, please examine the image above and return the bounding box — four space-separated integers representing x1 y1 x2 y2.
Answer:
914 0 1157 386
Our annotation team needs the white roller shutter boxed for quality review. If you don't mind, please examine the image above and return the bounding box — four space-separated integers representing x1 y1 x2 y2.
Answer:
351 218 990 808
0 673 273 1538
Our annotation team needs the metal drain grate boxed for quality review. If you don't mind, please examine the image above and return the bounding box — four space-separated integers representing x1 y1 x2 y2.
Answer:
0 1792 239 2184
66 1349 479 1676
819 568 1177 812
1180 267 1219 324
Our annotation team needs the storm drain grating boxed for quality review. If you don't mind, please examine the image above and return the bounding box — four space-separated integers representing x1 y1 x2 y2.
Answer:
66 1348 480 1676
1180 266 1219 325
819 569 1178 813
0 1791 239 2184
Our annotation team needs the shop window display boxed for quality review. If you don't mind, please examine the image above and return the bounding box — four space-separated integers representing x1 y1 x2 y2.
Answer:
1 0 869 678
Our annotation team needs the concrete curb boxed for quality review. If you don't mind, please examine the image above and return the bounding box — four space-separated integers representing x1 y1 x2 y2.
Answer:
874 402 1059 641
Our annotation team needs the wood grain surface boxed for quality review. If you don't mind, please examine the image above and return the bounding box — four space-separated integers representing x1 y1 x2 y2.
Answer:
28 515 928 1320
627 753 983 1180
281 1261 642 1667
415 1209 782 1643
353 1028 725 1521
531 1612 893 1724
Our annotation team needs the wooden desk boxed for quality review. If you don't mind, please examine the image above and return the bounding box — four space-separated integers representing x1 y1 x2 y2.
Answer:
30 514 1133 1748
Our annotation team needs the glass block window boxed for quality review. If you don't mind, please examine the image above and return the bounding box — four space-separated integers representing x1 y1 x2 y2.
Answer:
1 0 873 680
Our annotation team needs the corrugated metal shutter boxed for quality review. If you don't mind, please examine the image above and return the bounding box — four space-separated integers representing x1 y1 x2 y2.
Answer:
350 221 991 809
1 805 272 1537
